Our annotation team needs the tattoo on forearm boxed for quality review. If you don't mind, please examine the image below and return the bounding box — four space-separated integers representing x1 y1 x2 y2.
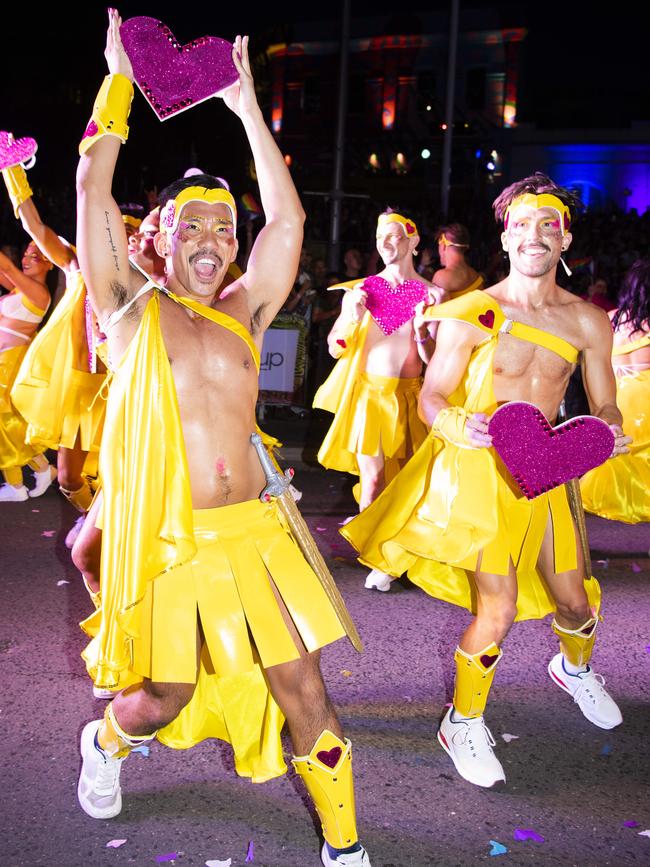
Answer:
104 210 120 271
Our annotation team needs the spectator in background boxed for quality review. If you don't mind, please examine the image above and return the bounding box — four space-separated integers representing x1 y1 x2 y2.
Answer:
342 247 364 280
582 277 616 312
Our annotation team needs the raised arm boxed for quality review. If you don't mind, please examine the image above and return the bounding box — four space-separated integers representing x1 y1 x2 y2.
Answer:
0 250 50 311
75 9 137 323
221 36 305 329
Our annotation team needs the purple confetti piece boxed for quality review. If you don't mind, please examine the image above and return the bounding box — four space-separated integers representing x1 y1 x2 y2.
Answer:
57 580 70 586
132 744 150 757
316 527 327 532
41 530 56 537
631 562 642 572
31 509 39 512
645 645 650 653
513 828 545 842
106 839 127 848
156 854 179 863
623 821 640 828
245 840 254 862
601 743 612 755
489 840 508 856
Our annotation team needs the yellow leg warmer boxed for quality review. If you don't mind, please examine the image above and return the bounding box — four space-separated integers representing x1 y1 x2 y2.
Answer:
60 480 93 513
82 575 101 611
292 730 358 849
552 617 598 667
453 642 503 718
79 73 133 155
97 703 157 758
2 164 33 217
2 466 23 486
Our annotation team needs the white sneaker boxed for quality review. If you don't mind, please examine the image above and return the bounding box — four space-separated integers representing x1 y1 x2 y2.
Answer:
65 515 87 550
321 842 371 867
77 719 125 818
364 569 393 592
29 466 56 498
437 706 506 788
0 483 28 502
93 686 114 700
548 653 623 729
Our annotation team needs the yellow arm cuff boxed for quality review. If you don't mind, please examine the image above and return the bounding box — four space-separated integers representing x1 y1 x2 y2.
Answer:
79 74 134 156
330 319 360 359
2 164 33 218
432 405 472 447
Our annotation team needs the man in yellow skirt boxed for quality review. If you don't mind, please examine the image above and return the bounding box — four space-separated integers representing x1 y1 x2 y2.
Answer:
313 210 445 591
73 13 370 867
343 173 630 788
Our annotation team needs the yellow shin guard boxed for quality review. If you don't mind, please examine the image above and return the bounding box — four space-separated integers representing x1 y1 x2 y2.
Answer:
97 703 157 758
60 480 93 513
292 730 358 849
552 616 598 667
82 575 101 611
79 74 134 155
2 164 33 217
453 642 503 718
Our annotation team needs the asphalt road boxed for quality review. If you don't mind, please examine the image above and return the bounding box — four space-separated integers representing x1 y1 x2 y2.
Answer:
1 457 649 867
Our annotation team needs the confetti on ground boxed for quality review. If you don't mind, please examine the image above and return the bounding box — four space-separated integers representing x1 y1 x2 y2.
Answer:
132 744 150 757
596 559 609 568
316 527 327 532
501 733 519 743
631 562 642 572
106 839 127 848
341 670 352 677
205 860 232 867
600 743 612 756
645 646 650 653
31 509 39 512
513 829 545 842
57 580 70 586
489 840 508 856
41 530 56 537
156 854 179 863
638 830 650 838
245 840 254 862
623 821 639 828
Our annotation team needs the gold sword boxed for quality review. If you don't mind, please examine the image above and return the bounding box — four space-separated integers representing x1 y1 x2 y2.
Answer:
250 433 363 653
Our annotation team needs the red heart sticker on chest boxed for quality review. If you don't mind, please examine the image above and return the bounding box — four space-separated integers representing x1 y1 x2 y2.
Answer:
0 131 38 171
362 275 428 336
488 401 614 499
121 17 239 121
478 309 495 329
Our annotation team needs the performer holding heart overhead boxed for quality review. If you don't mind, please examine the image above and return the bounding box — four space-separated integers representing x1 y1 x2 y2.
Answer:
74 12 370 867
342 173 630 789
313 209 445 591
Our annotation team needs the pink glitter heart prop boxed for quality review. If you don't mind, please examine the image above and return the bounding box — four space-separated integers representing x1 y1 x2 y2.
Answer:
121 17 239 122
362 275 428 336
0 131 37 171
488 401 614 500
316 746 342 768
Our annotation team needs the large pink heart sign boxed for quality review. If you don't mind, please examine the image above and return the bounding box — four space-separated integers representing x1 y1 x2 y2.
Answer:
0 132 37 171
120 17 239 121
362 275 428 336
488 401 614 500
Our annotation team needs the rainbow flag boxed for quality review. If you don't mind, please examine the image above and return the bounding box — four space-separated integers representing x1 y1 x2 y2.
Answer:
240 192 262 218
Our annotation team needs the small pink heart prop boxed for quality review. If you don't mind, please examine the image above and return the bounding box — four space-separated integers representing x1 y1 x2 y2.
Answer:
120 17 239 122
0 131 37 171
362 275 428 336
316 746 342 769
488 401 614 499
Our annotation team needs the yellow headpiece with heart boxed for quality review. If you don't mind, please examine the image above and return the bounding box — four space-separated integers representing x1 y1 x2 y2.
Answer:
122 214 142 230
160 186 237 235
504 193 571 235
377 212 418 238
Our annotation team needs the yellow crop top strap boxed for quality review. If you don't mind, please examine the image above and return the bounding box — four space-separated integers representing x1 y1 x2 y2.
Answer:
422 289 579 364
612 333 650 356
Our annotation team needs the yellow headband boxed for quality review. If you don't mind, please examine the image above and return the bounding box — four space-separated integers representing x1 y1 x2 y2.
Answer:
439 232 468 248
160 186 238 235
377 212 418 238
504 193 571 235
122 215 142 230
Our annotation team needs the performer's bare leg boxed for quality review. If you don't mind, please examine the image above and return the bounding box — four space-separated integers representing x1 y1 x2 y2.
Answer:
356 452 394 592
71 490 103 598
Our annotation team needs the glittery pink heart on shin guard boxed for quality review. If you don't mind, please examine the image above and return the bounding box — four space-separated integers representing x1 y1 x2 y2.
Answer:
362 275 428 335
316 746 342 769
488 401 615 500
120 17 239 121
0 132 38 171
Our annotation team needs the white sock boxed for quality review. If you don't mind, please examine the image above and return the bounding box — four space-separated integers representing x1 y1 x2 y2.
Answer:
562 655 588 675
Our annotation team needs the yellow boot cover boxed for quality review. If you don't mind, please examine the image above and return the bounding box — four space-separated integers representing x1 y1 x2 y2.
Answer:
552 616 598 667
60 479 93 513
79 74 134 155
82 575 101 611
453 642 502 718
292 730 358 849
1 164 33 217
97 702 157 758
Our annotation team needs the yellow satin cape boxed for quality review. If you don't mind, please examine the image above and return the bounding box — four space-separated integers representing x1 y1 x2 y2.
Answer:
341 291 601 621
11 269 107 453
0 345 47 469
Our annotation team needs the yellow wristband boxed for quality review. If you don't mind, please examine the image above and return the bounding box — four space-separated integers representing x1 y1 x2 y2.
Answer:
331 319 360 358
79 74 134 155
432 406 472 447
2 164 33 217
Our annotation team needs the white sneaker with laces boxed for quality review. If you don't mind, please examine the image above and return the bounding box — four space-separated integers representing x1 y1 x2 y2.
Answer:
364 569 393 592
65 514 87 550
0 483 29 502
93 686 115 700
548 653 623 729
437 706 506 788
321 842 371 866
29 467 56 498
77 719 125 818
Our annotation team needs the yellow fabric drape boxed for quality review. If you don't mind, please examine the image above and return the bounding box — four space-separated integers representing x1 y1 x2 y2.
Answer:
0 345 47 469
